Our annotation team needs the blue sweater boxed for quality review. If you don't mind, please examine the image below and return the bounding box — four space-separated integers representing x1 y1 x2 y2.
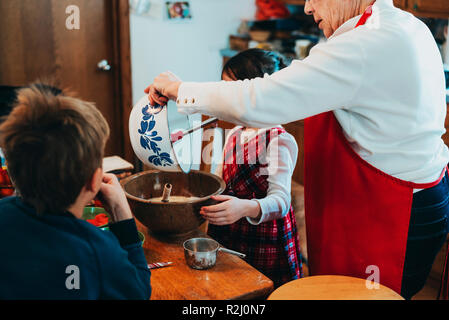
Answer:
0 197 151 299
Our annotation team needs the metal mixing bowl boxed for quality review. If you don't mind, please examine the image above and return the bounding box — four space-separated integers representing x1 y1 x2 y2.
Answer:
120 170 226 236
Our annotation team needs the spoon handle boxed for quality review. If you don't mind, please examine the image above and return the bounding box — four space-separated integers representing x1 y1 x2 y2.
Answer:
219 247 246 259
161 183 172 202
184 117 218 135
171 117 219 143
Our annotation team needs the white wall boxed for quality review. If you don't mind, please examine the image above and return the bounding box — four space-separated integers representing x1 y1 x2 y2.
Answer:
130 0 256 103
129 0 256 170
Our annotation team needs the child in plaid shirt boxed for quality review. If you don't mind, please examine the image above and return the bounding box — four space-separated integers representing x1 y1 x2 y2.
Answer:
200 49 303 287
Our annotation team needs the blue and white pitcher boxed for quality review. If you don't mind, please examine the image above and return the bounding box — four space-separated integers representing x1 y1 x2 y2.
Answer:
129 96 192 173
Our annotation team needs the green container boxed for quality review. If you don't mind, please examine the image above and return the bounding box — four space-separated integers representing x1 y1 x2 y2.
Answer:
82 207 111 228
83 206 145 246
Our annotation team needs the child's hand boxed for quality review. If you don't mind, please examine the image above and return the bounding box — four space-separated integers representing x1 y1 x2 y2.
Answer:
200 195 261 225
98 173 133 223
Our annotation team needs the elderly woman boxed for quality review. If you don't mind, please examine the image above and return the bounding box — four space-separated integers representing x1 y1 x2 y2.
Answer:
145 0 449 299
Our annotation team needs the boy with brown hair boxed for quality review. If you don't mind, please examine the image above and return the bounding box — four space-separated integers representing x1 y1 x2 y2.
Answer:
0 84 151 299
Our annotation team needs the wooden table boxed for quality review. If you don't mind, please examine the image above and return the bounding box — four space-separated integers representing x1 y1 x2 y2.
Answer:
136 222 274 300
267 275 404 300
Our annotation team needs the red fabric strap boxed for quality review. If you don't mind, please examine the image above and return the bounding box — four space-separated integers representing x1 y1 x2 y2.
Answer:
355 2 375 28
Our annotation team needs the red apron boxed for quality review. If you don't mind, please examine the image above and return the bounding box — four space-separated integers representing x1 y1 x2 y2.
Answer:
304 4 446 294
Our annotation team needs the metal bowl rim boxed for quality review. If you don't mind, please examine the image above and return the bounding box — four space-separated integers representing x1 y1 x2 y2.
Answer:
120 170 226 205
183 237 220 253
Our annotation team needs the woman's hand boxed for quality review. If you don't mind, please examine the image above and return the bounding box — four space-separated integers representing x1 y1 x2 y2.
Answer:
144 71 182 106
98 173 133 223
200 195 261 225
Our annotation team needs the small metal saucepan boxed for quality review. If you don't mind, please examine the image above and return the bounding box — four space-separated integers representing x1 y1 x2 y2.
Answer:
183 237 246 270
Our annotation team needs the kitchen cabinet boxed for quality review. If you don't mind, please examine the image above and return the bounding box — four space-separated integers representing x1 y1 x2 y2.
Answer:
397 0 449 18
410 0 449 17
278 0 305 5
278 0 449 18
281 0 406 9
394 0 407 9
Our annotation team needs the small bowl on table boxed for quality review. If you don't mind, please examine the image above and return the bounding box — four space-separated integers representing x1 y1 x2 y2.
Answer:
82 206 111 230
82 206 145 246
0 167 15 199
0 185 14 199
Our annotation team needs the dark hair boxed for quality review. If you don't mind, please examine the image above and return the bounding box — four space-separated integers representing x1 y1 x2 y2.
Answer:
0 84 110 215
222 48 289 80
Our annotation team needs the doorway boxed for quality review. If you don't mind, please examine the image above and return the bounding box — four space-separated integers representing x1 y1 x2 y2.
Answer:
0 0 133 160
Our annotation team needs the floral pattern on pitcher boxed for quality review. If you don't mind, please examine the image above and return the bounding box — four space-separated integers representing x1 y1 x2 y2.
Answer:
138 105 174 167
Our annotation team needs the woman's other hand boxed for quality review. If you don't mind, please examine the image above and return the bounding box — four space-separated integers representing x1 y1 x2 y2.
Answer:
200 195 261 225
98 173 133 223
144 71 182 106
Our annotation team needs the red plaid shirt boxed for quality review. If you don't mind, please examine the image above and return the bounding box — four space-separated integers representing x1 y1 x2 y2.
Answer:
208 127 303 287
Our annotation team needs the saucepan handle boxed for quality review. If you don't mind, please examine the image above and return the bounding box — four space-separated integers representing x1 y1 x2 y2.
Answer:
218 247 246 259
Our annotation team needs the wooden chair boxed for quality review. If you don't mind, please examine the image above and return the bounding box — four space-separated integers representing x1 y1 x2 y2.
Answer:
267 275 404 300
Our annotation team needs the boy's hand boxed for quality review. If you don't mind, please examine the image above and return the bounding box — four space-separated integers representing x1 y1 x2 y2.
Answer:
98 173 133 223
144 71 182 106
200 195 261 225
